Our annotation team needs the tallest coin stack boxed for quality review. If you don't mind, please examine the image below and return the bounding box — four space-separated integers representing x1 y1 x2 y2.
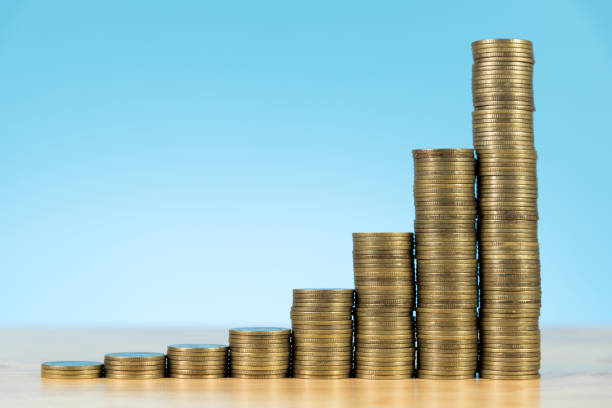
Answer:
471 39 541 379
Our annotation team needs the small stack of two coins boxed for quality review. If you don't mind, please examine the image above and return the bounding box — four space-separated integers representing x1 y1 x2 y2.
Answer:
471 38 541 380
291 289 354 379
353 232 416 379
104 352 166 379
229 327 291 378
167 344 228 378
41 361 103 379
413 149 479 379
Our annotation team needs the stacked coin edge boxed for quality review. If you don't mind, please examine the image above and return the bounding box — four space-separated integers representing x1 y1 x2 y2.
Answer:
472 38 541 380
229 327 291 379
291 289 355 379
104 352 166 379
413 149 479 379
41 361 104 379
353 232 416 379
167 344 228 379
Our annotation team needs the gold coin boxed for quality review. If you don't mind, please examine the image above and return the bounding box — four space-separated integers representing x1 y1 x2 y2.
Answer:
355 369 414 376
41 373 103 379
293 374 351 379
103 363 165 369
293 349 353 355
41 370 102 377
230 371 288 376
417 373 473 379
104 352 165 362
168 363 226 370
41 361 103 371
168 374 226 379
356 373 413 379
169 369 226 375
353 232 413 238
231 374 287 379
167 344 228 353
473 60 533 69
293 288 354 295
357 351 412 357
229 365 289 370
104 368 165 375
479 371 539 379
293 358 352 365
293 347 353 353
168 353 225 361
105 373 165 379
416 369 475 376
412 149 474 158
229 327 291 336
472 39 532 48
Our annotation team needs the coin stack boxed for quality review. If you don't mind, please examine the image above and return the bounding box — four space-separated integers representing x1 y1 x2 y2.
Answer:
104 352 166 379
41 361 103 379
412 149 478 379
352 232 415 379
291 289 354 379
229 327 291 378
167 344 228 379
471 38 541 380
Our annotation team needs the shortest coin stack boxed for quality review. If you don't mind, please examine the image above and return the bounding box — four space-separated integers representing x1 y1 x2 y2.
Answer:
104 352 166 379
41 361 103 379
167 344 228 379
229 327 291 378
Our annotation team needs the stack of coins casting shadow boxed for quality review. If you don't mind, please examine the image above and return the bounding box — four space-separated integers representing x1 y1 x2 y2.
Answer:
413 149 478 379
290 289 354 379
229 327 291 378
167 344 228 379
41 361 103 379
471 38 541 380
352 233 415 379
104 352 166 379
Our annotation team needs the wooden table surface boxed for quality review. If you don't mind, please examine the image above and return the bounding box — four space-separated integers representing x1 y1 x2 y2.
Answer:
1 328 611 407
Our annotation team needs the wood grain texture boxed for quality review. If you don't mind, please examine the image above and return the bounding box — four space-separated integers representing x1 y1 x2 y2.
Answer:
0 328 611 407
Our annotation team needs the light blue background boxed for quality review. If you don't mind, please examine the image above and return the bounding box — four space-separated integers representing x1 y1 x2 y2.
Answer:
1 0 610 327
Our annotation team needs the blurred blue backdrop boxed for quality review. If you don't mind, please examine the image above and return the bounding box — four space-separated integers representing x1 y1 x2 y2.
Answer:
1 0 610 327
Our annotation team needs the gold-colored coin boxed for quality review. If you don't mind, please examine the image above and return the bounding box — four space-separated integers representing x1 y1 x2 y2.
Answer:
168 363 226 370
230 371 288 376
417 373 473 379
229 327 291 336
231 374 287 379
41 361 103 371
353 232 413 237
293 350 353 356
41 373 103 379
103 362 165 369
105 373 165 379
356 373 413 379
41 370 102 378
169 373 226 379
167 344 228 353
104 352 165 362
355 369 414 376
104 369 165 376
169 369 226 375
